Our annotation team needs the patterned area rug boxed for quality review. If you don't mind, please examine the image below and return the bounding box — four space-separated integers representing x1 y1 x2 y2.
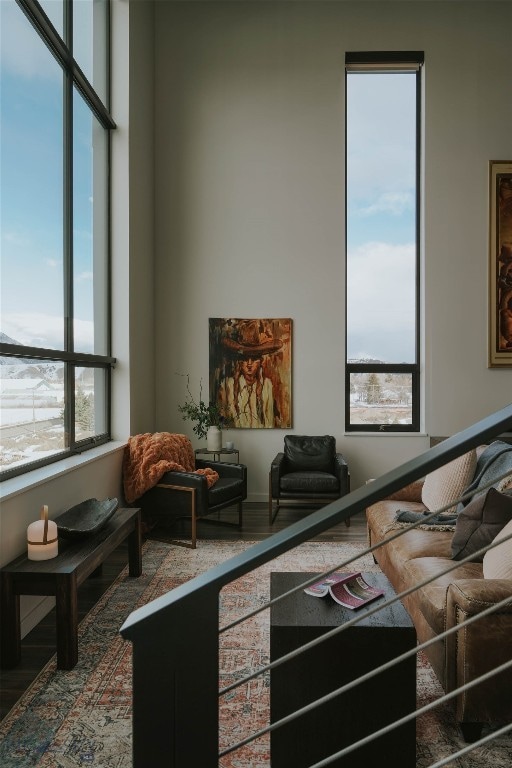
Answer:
0 539 510 767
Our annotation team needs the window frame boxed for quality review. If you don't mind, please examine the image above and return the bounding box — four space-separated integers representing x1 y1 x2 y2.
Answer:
345 51 423 433
0 0 116 480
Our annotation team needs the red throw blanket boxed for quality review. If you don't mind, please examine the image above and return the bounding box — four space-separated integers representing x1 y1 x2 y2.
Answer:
123 432 219 504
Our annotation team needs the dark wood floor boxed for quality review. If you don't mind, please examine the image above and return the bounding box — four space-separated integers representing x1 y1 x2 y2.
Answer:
0 503 367 721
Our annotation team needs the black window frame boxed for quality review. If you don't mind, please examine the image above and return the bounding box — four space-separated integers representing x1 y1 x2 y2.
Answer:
345 51 423 433
0 0 116 481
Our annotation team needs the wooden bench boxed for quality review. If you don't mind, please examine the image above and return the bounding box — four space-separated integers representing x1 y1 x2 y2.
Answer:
0 507 142 670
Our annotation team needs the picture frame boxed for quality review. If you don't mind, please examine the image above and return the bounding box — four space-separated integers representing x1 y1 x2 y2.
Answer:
488 160 512 367
209 318 292 429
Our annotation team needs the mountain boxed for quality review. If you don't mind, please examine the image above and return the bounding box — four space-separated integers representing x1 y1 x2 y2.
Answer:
0 334 63 379
1 332 24 346
347 357 385 365
0 333 31 366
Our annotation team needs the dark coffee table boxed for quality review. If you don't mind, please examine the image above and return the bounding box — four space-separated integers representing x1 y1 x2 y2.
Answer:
270 571 416 768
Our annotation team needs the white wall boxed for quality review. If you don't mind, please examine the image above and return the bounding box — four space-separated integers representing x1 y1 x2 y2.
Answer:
153 0 512 498
112 0 156 439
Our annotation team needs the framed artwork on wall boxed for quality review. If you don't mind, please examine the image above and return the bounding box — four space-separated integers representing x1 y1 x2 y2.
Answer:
209 318 292 429
489 160 512 367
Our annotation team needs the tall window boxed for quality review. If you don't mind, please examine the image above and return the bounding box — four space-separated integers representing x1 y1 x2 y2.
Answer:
0 0 115 479
345 52 423 432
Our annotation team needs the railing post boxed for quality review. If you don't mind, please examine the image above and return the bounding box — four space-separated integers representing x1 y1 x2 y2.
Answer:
124 585 220 767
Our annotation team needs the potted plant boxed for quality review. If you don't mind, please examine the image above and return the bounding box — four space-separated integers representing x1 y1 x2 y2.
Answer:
177 375 225 450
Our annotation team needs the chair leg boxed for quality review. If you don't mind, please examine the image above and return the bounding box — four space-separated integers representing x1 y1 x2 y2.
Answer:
269 470 280 524
345 516 351 528
269 497 280 525
238 501 243 528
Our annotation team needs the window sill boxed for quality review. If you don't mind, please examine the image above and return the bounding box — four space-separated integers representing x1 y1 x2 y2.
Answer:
344 432 428 438
0 441 127 503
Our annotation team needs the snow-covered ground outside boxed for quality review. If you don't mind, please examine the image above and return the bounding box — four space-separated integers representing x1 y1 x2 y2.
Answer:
0 407 61 426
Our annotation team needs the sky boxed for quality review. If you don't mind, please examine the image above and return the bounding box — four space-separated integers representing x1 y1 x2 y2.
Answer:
346 72 417 364
0 0 99 354
1 4 417 364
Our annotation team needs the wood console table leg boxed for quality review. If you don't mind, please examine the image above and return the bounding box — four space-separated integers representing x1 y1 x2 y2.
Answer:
56 572 78 669
0 572 21 668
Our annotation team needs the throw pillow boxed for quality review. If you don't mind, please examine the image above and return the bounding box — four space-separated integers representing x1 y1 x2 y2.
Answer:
451 487 512 561
422 449 477 515
483 517 512 579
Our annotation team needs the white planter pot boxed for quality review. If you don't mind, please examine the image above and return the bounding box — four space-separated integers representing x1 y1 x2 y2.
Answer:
207 426 222 451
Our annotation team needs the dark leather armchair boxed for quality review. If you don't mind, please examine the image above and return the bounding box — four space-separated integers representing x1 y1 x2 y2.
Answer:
138 459 247 549
269 435 350 525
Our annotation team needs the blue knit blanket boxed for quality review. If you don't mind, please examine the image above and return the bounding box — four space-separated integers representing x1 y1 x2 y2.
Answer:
457 440 512 512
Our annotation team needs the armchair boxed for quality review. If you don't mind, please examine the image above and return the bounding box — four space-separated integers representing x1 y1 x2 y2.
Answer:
136 459 247 549
269 435 350 525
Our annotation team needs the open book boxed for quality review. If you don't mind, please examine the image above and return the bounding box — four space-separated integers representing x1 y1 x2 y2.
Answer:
304 572 384 610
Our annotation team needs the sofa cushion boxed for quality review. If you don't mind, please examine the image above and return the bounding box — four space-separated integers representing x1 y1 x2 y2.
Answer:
422 449 477 515
367 502 454 562
451 487 512 562
208 477 245 507
284 435 335 473
280 471 339 494
483 518 512 579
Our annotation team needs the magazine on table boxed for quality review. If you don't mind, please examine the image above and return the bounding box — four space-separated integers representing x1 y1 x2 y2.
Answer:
304 572 384 610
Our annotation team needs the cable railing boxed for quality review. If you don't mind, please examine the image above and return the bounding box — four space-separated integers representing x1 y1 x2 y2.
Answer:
219 515 512 761
120 403 512 767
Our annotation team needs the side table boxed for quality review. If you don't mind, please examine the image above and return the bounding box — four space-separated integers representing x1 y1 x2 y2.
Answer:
270 571 416 768
194 448 240 463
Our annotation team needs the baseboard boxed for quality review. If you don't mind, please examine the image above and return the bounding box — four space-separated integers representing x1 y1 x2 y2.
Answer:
246 492 268 504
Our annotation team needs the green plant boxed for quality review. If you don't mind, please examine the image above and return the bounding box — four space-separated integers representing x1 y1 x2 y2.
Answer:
177 375 225 440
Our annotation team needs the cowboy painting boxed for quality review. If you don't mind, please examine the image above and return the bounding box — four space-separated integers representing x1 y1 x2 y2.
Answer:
209 318 292 429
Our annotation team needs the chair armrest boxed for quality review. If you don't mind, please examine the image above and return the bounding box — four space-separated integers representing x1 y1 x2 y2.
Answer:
445 579 512 717
270 452 287 497
334 453 350 494
446 579 512 618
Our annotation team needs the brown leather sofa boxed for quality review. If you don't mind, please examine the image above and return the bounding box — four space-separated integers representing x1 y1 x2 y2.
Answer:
366 478 512 742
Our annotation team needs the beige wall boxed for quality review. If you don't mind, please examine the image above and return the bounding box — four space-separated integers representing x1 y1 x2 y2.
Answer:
153 0 512 498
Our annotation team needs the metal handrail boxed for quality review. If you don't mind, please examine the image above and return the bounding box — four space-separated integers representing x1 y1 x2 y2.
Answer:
120 403 512 767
